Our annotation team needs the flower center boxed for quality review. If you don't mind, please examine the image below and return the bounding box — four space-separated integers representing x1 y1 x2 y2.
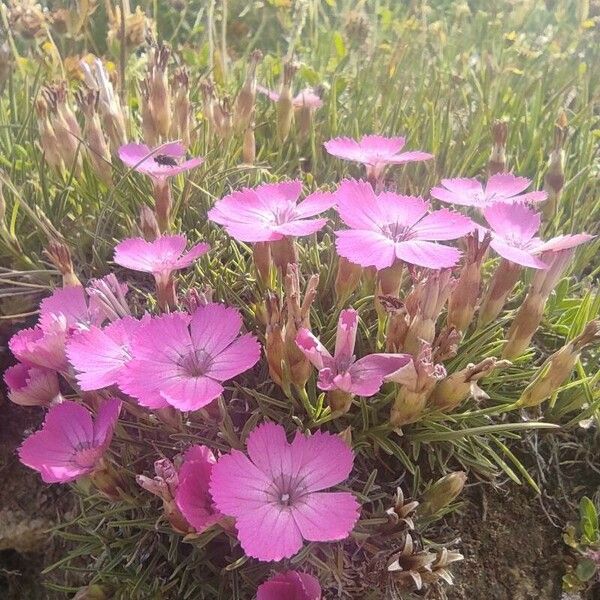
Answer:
272 203 297 225
73 444 101 468
154 154 179 166
179 349 212 377
382 222 414 242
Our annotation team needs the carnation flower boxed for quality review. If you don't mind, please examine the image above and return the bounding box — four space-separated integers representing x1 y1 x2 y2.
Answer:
334 179 473 270
18 398 121 483
324 135 433 182
430 173 547 208
482 202 593 269
175 445 223 533
119 303 261 410
258 85 323 110
38 285 105 332
4 362 61 406
296 308 411 396
67 316 145 391
8 321 69 371
208 181 334 243
257 571 321 600
118 141 203 180
209 422 360 561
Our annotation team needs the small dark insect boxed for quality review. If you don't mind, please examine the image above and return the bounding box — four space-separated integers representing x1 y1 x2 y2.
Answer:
154 154 178 166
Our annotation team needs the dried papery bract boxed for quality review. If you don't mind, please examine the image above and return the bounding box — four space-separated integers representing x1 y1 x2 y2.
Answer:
432 325 461 362
284 264 319 387
7 0 47 39
170 67 193 147
81 58 128 152
234 49 262 132
76 89 113 186
542 114 568 221
385 487 420 531
447 231 490 334
402 269 455 356
44 239 80 287
386 534 437 591
381 295 409 352
518 320 600 408
477 258 522 327
488 119 508 175
429 357 511 411
417 471 467 518
200 79 217 134
277 60 298 142
107 4 154 50
387 342 446 426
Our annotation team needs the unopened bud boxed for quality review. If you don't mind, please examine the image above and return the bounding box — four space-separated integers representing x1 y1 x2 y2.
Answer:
170 67 193 146
328 389 353 414
138 204 161 240
380 295 408 352
335 256 363 307
478 258 522 327
234 50 262 132
264 292 285 387
542 116 567 221
488 119 508 175
276 61 297 142
418 472 467 517
242 124 256 164
35 96 64 172
253 241 272 284
270 236 298 273
73 585 107 600
89 458 125 500
182 286 214 313
147 43 172 139
45 240 81 287
517 320 599 407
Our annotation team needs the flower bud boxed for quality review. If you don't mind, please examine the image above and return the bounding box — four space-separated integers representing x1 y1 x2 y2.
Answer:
328 389 353 414
253 241 272 284
380 295 409 352
478 259 522 327
264 291 286 387
242 124 256 165
171 67 192 146
35 96 64 172
0 42 10 94
375 261 404 318
147 43 172 139
44 240 81 287
447 231 490 334
542 116 567 221
234 49 262 132
140 79 158 147
429 357 511 411
89 458 126 500
335 256 363 307
276 61 298 142
517 320 599 408
138 204 161 241
182 286 214 313
73 585 107 600
418 472 467 517
488 119 508 175
87 274 131 321
76 89 112 186
270 236 298 274
201 79 217 133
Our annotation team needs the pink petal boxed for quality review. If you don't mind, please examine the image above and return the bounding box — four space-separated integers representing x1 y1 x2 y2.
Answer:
114 235 188 273
533 233 594 254
4 363 60 407
257 571 321 600
349 353 412 396
334 309 358 362
257 85 281 102
324 137 365 162
335 229 396 270
246 422 291 480
293 88 323 109
254 181 303 211
359 134 406 155
512 191 548 203
294 191 336 219
39 286 92 331
483 202 540 241
488 238 548 269
394 240 461 268
273 218 328 237
172 242 210 269
292 491 359 542
379 193 429 227
335 179 383 230
386 151 434 164
431 178 483 207
485 173 531 198
295 329 334 370
207 333 261 381
160 376 224 411
9 326 68 371
411 209 474 241
92 398 121 448
189 303 242 356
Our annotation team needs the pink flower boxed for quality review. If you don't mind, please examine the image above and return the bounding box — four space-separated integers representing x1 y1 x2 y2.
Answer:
209 422 360 561
208 181 335 243
18 398 121 483
334 179 473 270
175 445 223 533
4 363 60 406
66 316 145 391
482 202 594 269
9 322 69 371
257 571 321 600
258 85 323 110
324 135 433 181
119 303 261 410
118 142 203 180
113 234 210 279
296 309 411 396
38 285 105 332
430 173 547 208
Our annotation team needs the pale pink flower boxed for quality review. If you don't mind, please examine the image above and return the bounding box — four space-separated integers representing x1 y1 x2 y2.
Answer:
324 135 433 181
296 308 411 396
66 316 145 391
118 141 203 180
18 398 121 483
38 285 105 332
430 173 547 208
258 85 323 110
113 234 210 279
4 363 61 406
209 422 360 561
334 179 473 270
119 303 261 410
208 181 335 242
257 571 321 600
175 445 223 533
9 322 69 371
482 202 594 269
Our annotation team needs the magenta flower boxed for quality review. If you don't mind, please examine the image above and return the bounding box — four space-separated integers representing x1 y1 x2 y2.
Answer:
258 85 323 110
66 316 145 391
118 142 203 180
119 303 261 410
324 135 433 181
39 285 105 332
4 363 61 406
9 322 69 371
430 173 547 208
175 445 223 533
296 309 411 396
257 571 321 600
209 422 360 561
482 202 593 269
114 234 210 279
208 181 335 243
18 398 121 483
334 179 473 270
